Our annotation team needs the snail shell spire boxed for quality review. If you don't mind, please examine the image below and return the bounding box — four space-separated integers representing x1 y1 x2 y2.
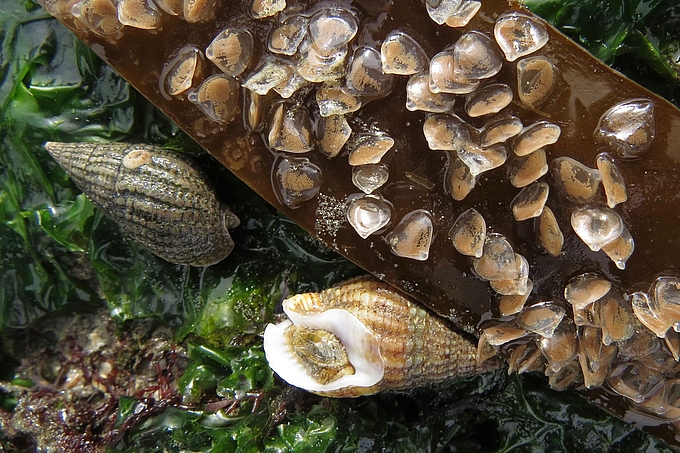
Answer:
264 276 497 397
44 142 239 266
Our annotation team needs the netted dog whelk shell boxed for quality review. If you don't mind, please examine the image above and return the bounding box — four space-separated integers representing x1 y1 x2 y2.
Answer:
40 0 680 443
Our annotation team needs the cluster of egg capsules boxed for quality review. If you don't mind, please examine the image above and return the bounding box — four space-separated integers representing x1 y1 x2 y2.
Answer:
47 0 680 416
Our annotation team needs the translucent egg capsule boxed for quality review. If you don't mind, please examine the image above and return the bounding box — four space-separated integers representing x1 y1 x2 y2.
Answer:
159 45 203 99
155 0 182 16
316 84 362 117
540 319 577 371
309 8 358 56
513 121 561 156
297 39 347 83
269 15 308 56
71 0 123 38
454 32 503 80
665 330 680 361
406 73 456 113
268 104 314 153
347 133 395 166
425 0 462 25
251 0 285 19
449 208 486 258
206 29 254 77
273 157 321 208
517 56 559 109
552 157 602 204
494 12 549 62
571 206 624 252
578 326 617 388
564 273 611 311
595 152 628 208
652 276 680 320
546 363 582 391
594 98 656 158
465 83 513 117
629 291 672 338
608 363 655 403
386 210 434 261
346 195 391 239
244 90 264 132
422 114 471 151
316 114 351 158
507 148 548 188
483 323 528 347
183 0 216 23
601 226 634 270
117 0 161 30
273 69 309 99
457 143 507 177
508 342 544 374
380 31 428 75
346 47 395 99
243 59 293 95
511 181 549 221
535 206 563 257
446 156 477 201
517 302 566 338
444 0 481 28
473 234 517 281
489 253 530 296
480 116 523 147
187 74 239 123
429 48 480 94
598 291 635 346
352 165 389 194
499 279 533 316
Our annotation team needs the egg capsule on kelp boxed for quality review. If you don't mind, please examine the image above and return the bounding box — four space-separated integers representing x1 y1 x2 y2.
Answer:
263 276 496 397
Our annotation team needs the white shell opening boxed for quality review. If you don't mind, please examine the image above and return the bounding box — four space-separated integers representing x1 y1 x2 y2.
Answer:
263 306 384 393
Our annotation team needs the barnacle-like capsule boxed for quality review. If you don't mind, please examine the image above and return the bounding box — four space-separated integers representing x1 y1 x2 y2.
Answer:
187 74 240 123
346 46 395 100
464 83 513 117
494 12 549 62
71 0 123 39
594 98 656 158
517 56 559 109
159 45 203 99
507 148 548 188
351 165 389 194
449 208 486 258
347 133 395 166
551 157 602 204
346 195 392 239
511 181 549 221
269 15 308 56
453 32 503 80
272 156 322 208
386 210 434 261
117 0 161 30
206 28 254 77
406 73 456 113
457 143 507 176
380 31 428 75
571 206 624 252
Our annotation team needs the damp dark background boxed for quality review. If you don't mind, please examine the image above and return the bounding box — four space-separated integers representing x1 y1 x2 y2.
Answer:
0 0 679 451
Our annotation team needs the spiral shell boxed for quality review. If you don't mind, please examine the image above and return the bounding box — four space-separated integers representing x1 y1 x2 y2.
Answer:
45 142 239 266
264 276 496 397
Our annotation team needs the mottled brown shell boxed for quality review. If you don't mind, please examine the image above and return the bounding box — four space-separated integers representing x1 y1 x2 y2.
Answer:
45 142 239 266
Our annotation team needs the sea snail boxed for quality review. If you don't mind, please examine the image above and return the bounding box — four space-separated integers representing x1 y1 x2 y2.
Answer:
45 142 239 266
264 276 497 397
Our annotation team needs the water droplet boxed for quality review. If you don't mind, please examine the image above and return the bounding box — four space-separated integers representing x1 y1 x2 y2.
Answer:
429 48 480 94
599 291 635 345
309 8 358 55
444 0 481 28
352 165 389 194
346 46 395 99
251 0 285 19
511 181 549 221
449 208 486 258
535 206 563 257
517 301 566 338
316 83 362 117
380 31 428 75
517 56 559 109
480 116 523 147
571 205 624 252
499 279 533 316
269 15 308 56
473 234 517 281
243 59 293 95
346 195 392 239
507 148 548 188
564 273 611 310
423 114 471 151
465 83 513 117
595 152 627 208
454 31 503 80
118 0 161 29
206 28 254 77
159 45 203 99
268 104 314 153
594 98 656 159
348 133 395 166
72 0 123 38
629 291 671 338
552 157 602 204
425 0 463 25
494 12 549 62
316 114 351 158
513 121 561 156
273 157 321 207
445 156 477 201
406 73 456 113
386 210 434 261
457 143 507 176
601 227 634 270
489 253 530 296
188 74 239 123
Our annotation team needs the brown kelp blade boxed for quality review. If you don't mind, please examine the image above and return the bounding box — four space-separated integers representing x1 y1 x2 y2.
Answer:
43 0 680 447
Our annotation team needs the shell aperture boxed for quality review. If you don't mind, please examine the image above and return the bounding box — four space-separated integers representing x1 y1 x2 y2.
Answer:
264 277 492 397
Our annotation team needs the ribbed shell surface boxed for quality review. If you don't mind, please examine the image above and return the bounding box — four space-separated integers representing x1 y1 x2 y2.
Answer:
285 276 492 395
45 142 237 266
